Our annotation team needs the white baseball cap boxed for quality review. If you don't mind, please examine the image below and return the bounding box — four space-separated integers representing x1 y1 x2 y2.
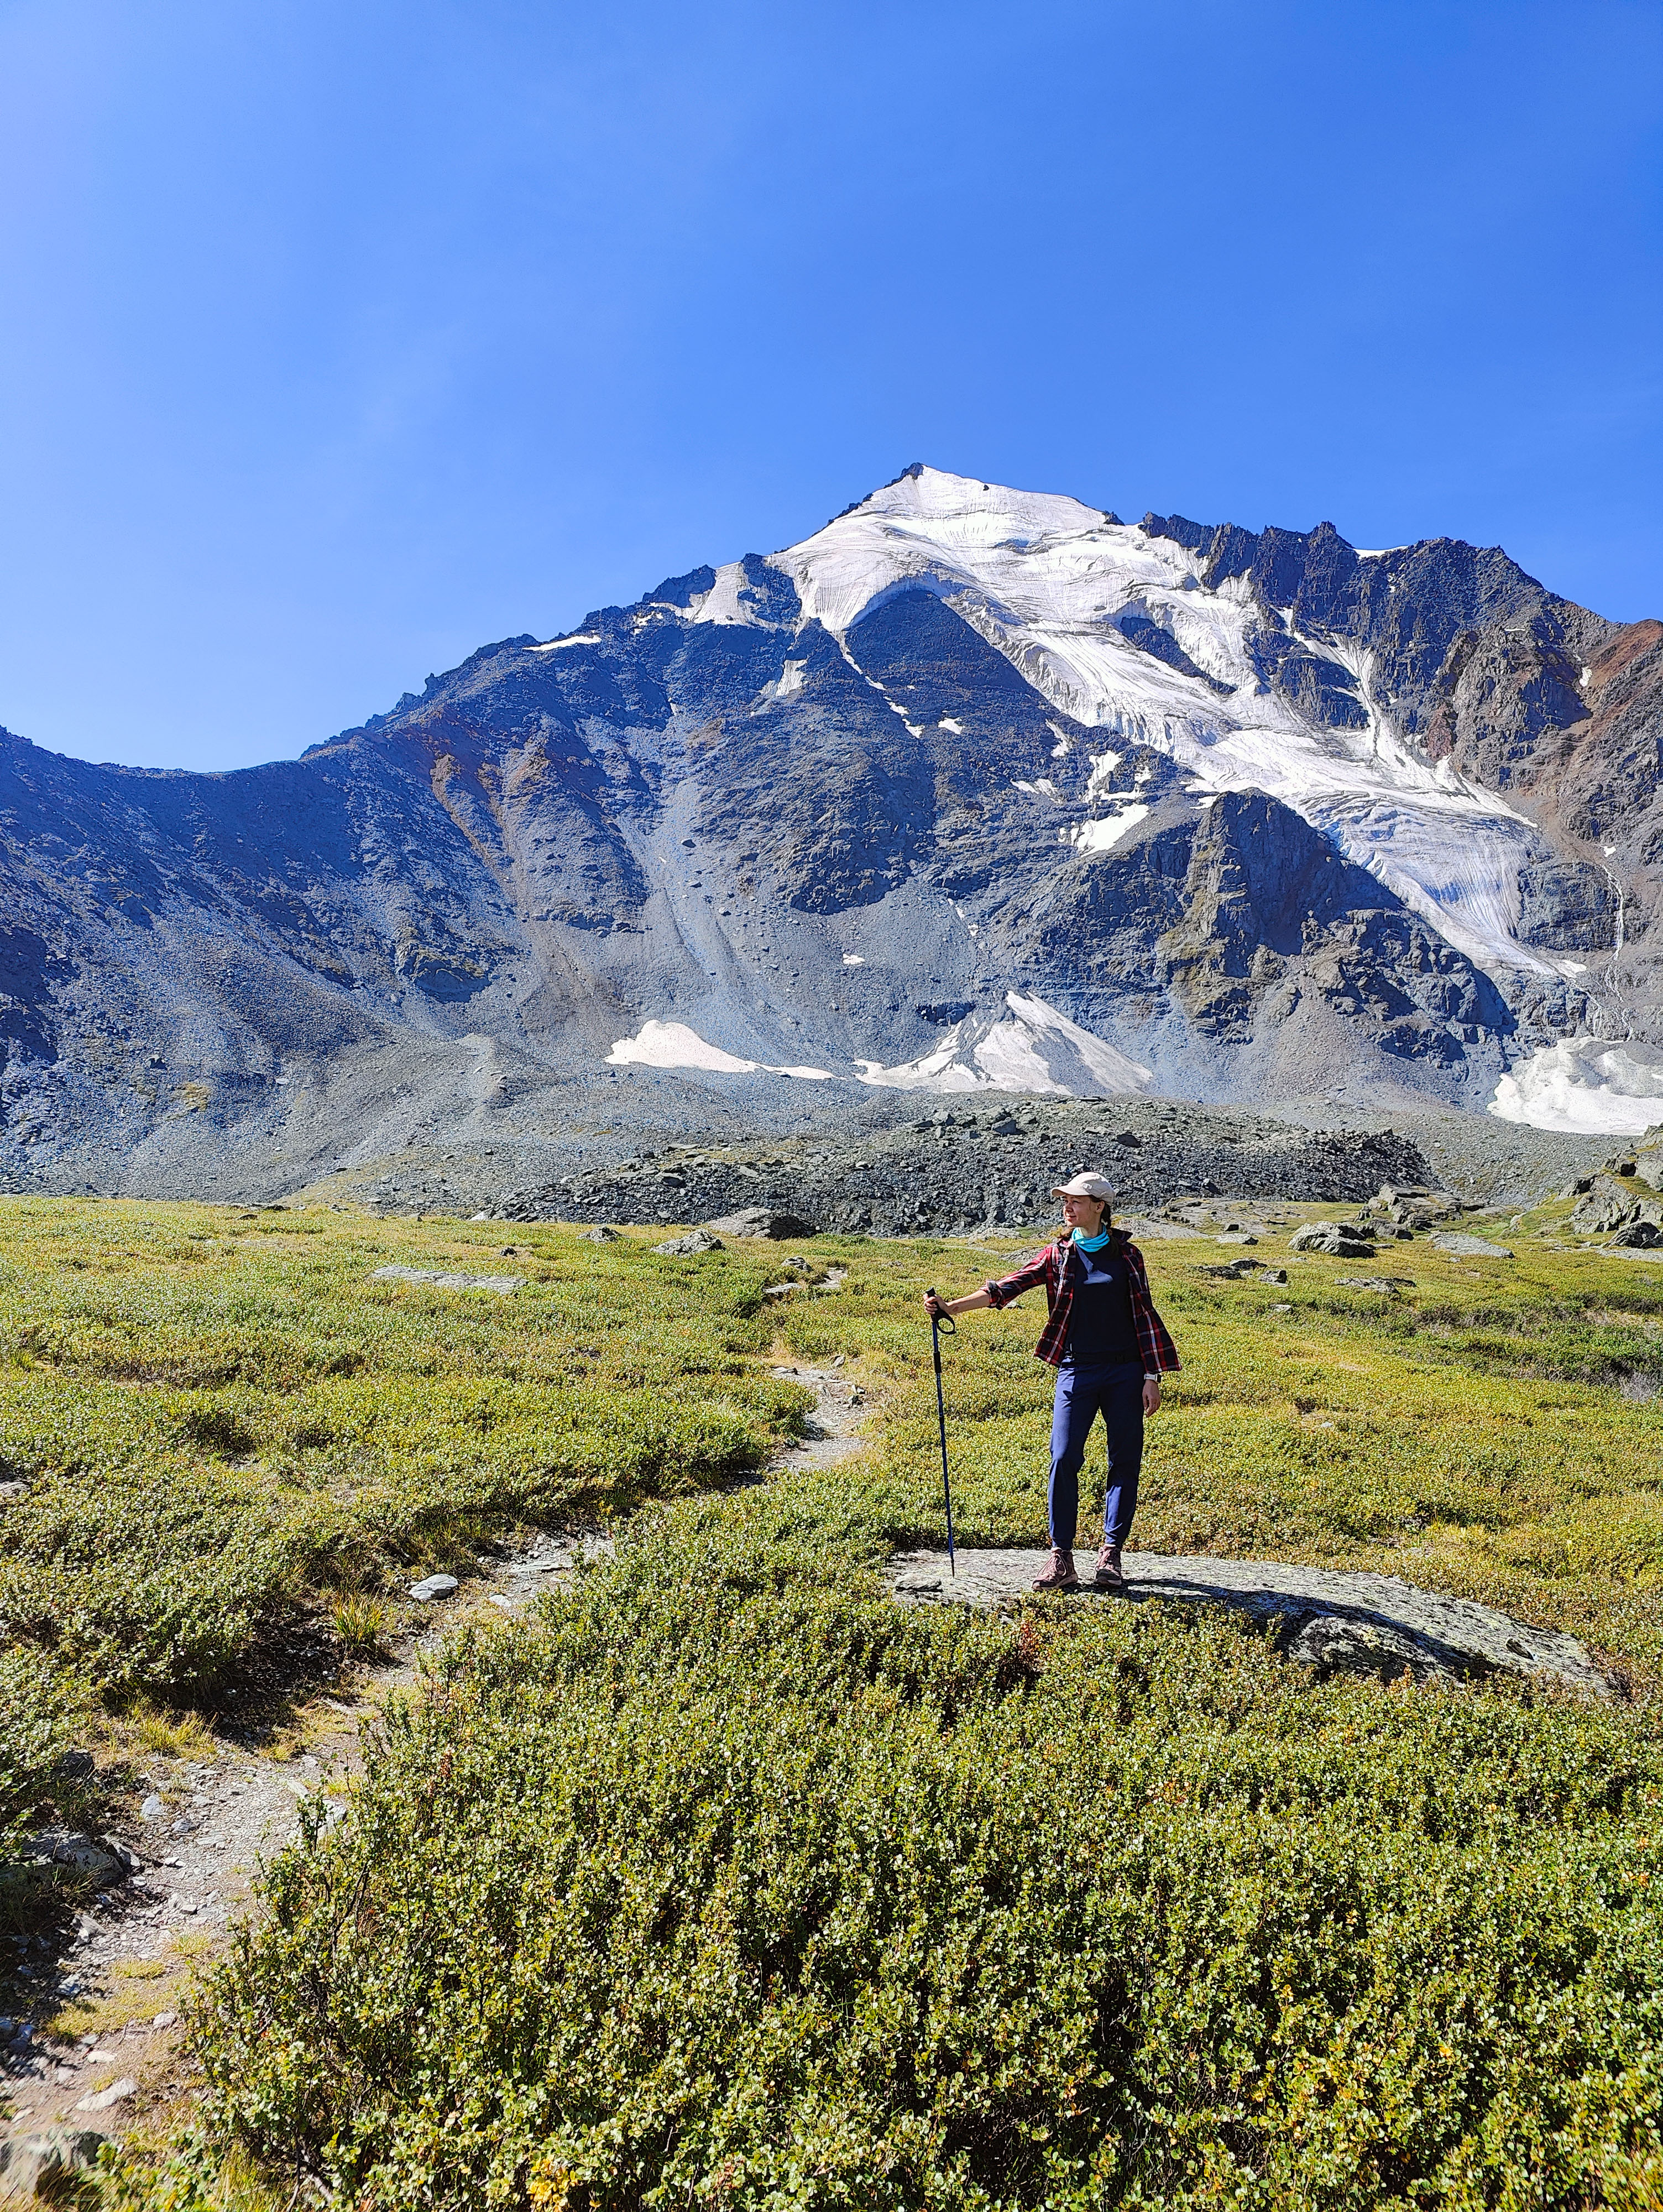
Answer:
1051 1172 1117 1201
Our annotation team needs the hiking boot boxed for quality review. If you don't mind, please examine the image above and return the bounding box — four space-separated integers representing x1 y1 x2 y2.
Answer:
1094 1545 1126 1590
1033 1548 1079 1592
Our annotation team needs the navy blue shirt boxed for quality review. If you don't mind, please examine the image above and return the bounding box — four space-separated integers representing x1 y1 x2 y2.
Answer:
1060 1239 1141 1367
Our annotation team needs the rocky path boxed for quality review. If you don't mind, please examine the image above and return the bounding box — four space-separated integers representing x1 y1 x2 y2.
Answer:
888 1548 1615 1698
1 1361 871 2193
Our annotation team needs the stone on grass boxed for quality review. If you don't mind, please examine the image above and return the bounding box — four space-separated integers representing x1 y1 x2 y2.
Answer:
1430 1232 1514 1259
28 1831 127 1887
704 1206 815 1239
409 1574 459 1603
578 1224 620 1242
76 2077 138 2114
886 1550 1613 1697
653 1229 723 1255
369 1265 522 1295
139 1795 164 1822
1610 1219 1663 1248
1289 1223 1376 1258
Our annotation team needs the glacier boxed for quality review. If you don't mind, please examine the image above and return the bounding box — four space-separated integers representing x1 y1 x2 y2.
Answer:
1489 1038 1663 1137
751 467 1561 987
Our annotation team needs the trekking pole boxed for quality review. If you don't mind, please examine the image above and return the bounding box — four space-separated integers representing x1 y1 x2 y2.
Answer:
927 1292 958 1575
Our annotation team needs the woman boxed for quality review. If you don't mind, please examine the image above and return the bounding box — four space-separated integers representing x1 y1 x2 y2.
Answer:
923 1173 1179 1591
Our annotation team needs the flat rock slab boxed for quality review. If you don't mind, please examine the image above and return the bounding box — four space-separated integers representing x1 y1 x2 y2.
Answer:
369 1265 523 1293
887 1550 1613 1698
1430 1232 1514 1258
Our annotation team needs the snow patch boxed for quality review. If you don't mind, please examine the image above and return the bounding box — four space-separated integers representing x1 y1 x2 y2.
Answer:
530 634 600 651
1489 1037 1663 1135
843 953 865 965
939 716 964 733
607 1021 830 1079
855 992 1151 1098
1068 804 1150 854
690 561 771 628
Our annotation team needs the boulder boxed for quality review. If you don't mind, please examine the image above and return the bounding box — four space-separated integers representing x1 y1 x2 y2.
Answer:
1371 1183 1457 1229
704 1206 815 1240
1430 1232 1514 1259
1611 1219 1663 1248
26 1830 128 1888
1572 1175 1663 1240
1289 1223 1376 1258
0 2129 109 2196
652 1230 724 1255
578 1224 620 1242
409 1574 459 1603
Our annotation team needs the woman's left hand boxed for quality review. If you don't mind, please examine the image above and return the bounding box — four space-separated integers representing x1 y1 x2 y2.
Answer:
1143 1375 1162 1416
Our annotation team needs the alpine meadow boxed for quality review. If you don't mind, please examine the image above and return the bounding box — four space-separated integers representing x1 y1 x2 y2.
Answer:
2 1190 1660 2208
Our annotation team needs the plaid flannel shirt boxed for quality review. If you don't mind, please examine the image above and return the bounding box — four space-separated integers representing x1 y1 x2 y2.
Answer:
983 1230 1180 1372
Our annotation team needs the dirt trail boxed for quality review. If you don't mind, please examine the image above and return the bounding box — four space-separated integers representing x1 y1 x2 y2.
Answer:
1 1361 871 2182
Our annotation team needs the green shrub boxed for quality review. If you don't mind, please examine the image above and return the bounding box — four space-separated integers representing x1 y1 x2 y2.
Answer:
0 1644 71 1937
191 1528 1663 2210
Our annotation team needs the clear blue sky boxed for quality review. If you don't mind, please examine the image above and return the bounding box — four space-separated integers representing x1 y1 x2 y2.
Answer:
2 0 1659 772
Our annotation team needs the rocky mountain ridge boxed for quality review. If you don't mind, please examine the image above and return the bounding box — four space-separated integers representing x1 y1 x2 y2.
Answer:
1 465 1659 1197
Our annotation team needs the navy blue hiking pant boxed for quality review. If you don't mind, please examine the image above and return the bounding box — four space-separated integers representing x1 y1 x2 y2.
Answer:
1048 1359 1144 1551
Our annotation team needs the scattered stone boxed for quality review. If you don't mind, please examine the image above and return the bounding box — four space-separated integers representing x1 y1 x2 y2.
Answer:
152 2011 177 2030
1336 1276 1413 1295
0 2129 109 2195
409 1574 459 1603
652 1229 723 1255
1260 1267 1289 1285
76 2077 138 2114
1215 1232 1258 1245
704 1206 815 1239
56 1749 95 1781
1430 1232 1515 1259
139 1795 164 1822
577 1224 620 1241
369 1265 522 1294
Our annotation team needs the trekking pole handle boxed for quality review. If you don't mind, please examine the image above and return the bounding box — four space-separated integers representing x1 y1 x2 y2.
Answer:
926 1288 956 1334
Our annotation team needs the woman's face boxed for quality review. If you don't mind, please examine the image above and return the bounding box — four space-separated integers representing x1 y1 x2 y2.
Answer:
1060 1193 1108 1234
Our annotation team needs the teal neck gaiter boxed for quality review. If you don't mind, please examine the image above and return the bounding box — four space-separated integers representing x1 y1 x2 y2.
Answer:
1071 1225 1111 1253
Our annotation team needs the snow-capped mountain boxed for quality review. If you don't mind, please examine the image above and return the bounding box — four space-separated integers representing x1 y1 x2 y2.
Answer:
2 463 1660 1191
